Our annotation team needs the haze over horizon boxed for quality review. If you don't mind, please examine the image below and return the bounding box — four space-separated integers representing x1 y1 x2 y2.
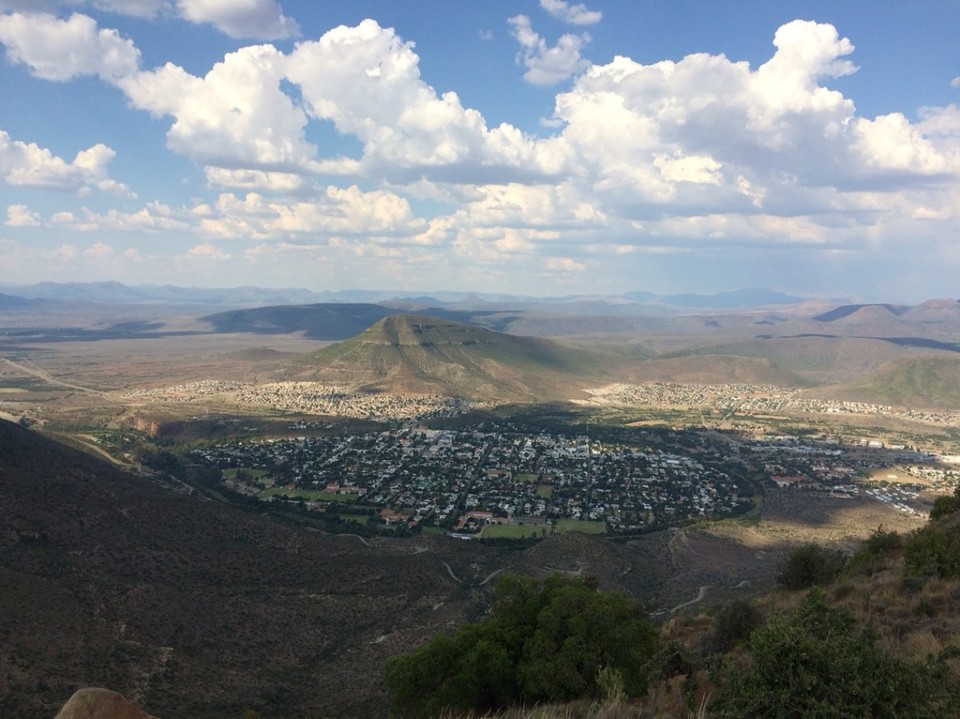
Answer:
1 0 958 302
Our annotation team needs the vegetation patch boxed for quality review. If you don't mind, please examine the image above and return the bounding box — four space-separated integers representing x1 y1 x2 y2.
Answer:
483 524 547 539
385 575 658 718
555 519 606 534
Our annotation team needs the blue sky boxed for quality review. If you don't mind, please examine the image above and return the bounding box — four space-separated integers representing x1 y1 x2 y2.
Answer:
1 0 958 301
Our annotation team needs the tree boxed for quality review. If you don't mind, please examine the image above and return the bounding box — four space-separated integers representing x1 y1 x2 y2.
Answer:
385 574 658 719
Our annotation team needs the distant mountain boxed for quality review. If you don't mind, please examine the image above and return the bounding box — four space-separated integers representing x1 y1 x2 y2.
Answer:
0 281 813 314
200 303 400 339
812 303 909 322
285 314 617 401
658 288 804 309
0 291 44 309
0 282 330 308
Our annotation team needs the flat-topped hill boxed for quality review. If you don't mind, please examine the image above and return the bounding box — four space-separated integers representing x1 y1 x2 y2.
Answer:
285 314 618 401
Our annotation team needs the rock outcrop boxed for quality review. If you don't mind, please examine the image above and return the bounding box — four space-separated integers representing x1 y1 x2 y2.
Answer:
53 688 159 719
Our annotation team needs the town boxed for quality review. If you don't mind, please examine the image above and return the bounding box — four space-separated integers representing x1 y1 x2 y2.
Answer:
189 423 950 536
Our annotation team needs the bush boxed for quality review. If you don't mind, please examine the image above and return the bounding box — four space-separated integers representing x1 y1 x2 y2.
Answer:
776 543 846 590
702 600 763 655
713 588 944 718
903 520 960 578
845 527 902 576
385 575 658 719
929 484 960 520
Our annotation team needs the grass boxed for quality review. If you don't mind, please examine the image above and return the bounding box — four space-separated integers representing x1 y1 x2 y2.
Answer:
516 473 539 484
555 519 607 534
536 486 554 499
483 524 550 539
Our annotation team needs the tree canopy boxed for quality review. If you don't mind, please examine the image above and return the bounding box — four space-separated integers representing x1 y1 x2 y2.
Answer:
385 574 658 719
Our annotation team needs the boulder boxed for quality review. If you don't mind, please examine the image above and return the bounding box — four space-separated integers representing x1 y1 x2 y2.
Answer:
53 688 159 719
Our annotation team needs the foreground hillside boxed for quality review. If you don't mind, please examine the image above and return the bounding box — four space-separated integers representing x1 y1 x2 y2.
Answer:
0 419 496 718
0 420 691 718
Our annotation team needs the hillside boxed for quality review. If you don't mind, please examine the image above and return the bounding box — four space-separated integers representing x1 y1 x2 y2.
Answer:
0 420 696 719
0 419 499 718
283 314 619 401
828 356 960 410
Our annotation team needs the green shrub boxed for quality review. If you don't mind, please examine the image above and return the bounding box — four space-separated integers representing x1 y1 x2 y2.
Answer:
845 527 902 576
713 588 943 718
929 485 960 520
776 543 846 589
385 575 658 719
702 600 763 655
903 520 960 578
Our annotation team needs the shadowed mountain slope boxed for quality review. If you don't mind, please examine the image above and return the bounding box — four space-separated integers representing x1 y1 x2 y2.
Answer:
0 419 499 718
200 302 398 339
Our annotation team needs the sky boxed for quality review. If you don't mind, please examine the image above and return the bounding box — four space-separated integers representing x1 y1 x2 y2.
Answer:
0 0 958 302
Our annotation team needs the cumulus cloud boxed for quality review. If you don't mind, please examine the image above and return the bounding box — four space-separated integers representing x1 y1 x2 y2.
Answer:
6 203 41 227
539 0 601 26
118 43 316 172
175 0 298 39
0 11 140 81
0 130 133 195
508 14 591 86
193 186 425 240
550 17 956 225
286 19 540 178
184 242 230 261
951 76 960 89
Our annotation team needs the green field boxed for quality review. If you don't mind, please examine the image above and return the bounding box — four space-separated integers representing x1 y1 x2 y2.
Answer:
536 486 553 498
555 519 606 534
515 473 539 484
482 524 548 539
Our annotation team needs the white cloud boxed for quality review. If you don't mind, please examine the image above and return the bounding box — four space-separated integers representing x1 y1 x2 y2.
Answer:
118 44 316 172
0 130 132 195
175 0 298 39
194 186 425 240
51 202 190 232
184 242 230 261
286 20 541 177
951 76 960 89
0 11 139 81
5 204 41 227
508 15 590 86
539 0 602 26
550 18 957 223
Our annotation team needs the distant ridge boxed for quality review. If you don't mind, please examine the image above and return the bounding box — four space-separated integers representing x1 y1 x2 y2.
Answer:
812 303 909 322
0 291 44 309
658 288 803 309
201 303 399 339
